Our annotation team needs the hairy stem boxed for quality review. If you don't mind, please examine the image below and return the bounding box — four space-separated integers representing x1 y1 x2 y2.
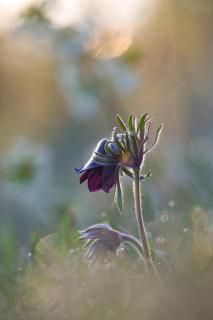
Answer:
133 168 160 280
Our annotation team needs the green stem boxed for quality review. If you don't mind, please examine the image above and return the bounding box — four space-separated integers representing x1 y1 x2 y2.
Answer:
133 168 160 280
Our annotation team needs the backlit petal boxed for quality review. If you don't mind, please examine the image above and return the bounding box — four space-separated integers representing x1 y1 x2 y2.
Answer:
87 167 103 192
101 166 118 193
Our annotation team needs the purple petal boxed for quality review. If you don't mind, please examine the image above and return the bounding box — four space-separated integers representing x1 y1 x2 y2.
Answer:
95 139 108 154
75 139 109 174
87 167 103 192
101 166 118 193
81 224 112 234
80 170 89 184
85 240 104 260
75 160 100 174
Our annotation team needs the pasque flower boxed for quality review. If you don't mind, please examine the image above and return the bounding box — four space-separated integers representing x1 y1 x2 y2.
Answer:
75 139 120 193
75 113 163 210
79 224 144 262
76 114 163 279
79 224 121 261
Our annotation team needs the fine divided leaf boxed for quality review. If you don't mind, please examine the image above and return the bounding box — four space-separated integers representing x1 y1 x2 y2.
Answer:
116 115 127 133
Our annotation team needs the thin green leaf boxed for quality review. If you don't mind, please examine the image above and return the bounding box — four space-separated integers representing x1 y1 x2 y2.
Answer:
121 134 127 149
125 132 134 155
115 177 123 212
152 124 163 147
144 124 163 153
146 170 152 177
155 124 163 141
116 115 127 133
93 156 116 164
130 132 138 156
137 112 148 130
128 114 135 132
113 128 126 152
103 143 119 156
140 170 152 180
137 113 149 139
94 151 114 159
122 167 134 178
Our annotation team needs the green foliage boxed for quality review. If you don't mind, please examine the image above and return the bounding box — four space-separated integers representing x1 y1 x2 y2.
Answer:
128 114 135 132
153 124 164 147
116 115 127 133
121 167 134 178
137 112 148 137
112 129 126 152
115 177 123 213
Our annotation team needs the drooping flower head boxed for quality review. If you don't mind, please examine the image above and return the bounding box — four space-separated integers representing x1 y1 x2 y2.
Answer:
75 139 120 193
76 113 163 210
79 223 144 263
79 224 122 262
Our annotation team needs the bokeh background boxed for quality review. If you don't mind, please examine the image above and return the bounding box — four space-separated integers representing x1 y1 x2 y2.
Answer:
0 0 213 317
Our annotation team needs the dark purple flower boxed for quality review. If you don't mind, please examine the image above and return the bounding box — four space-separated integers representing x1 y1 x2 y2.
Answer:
79 224 122 261
75 139 121 193
75 114 163 199
79 223 145 263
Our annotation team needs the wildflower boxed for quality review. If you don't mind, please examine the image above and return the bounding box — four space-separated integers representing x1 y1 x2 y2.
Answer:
75 139 120 193
79 224 122 261
76 114 163 210
79 223 144 263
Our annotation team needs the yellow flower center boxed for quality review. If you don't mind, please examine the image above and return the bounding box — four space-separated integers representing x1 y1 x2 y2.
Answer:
121 151 131 165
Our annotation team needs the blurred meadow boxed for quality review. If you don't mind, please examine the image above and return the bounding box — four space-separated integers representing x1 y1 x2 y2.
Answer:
0 0 213 319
